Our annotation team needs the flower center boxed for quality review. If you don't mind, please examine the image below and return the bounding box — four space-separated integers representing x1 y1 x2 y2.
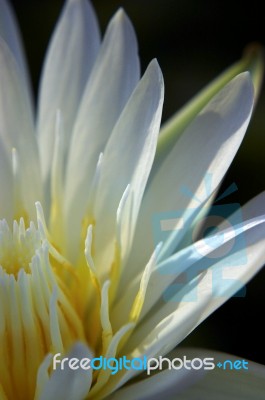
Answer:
0 219 41 277
0 216 86 400
0 204 143 399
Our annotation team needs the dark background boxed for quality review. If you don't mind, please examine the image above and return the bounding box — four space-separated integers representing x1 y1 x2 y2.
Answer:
9 0 265 364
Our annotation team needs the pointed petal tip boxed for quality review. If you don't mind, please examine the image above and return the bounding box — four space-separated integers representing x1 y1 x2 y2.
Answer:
107 7 138 54
221 71 254 118
234 70 254 98
237 70 251 82
149 58 159 68
116 7 126 17
113 7 131 25
147 58 164 88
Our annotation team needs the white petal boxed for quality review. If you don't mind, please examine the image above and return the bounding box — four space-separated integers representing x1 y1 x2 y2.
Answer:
39 343 93 400
112 213 264 330
64 9 140 256
105 297 210 395
0 0 31 94
125 72 254 285
123 193 265 359
93 59 164 278
197 192 265 326
0 136 13 221
124 295 210 361
0 38 41 219
109 363 203 400
111 348 265 400
175 349 265 400
37 0 100 182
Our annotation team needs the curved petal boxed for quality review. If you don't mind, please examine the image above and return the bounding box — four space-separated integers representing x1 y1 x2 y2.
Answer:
197 191 265 325
93 59 164 278
111 348 265 400
0 0 31 95
112 213 264 330
97 298 209 399
64 9 140 253
124 72 254 285
0 136 13 222
37 0 100 183
39 343 93 400
0 38 41 220
121 193 265 360
176 349 265 400
109 359 203 400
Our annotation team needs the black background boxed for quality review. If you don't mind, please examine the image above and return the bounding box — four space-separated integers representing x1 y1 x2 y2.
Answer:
9 0 265 364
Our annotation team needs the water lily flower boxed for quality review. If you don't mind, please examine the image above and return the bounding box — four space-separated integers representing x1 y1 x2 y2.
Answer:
0 0 264 399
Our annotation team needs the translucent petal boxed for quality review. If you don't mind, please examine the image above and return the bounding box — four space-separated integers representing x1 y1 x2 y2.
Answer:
0 0 32 97
125 73 254 285
37 0 100 183
0 39 41 220
93 60 164 278
64 9 140 258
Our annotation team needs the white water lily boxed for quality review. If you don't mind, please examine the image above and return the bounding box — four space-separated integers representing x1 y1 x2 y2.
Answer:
0 0 264 399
